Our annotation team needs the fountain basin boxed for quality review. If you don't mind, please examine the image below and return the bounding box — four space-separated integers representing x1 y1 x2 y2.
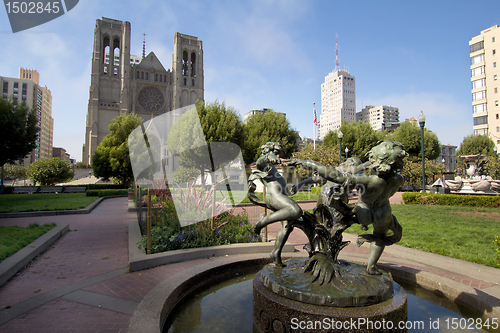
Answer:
129 253 498 333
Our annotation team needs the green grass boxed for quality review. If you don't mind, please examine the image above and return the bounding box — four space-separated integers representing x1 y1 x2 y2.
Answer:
0 193 99 213
347 204 500 268
0 223 56 262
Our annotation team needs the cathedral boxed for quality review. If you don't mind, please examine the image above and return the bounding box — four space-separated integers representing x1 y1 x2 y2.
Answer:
82 17 204 165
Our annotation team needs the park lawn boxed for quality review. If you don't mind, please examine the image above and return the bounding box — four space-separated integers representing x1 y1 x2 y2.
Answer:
0 193 99 213
347 204 500 268
0 223 56 262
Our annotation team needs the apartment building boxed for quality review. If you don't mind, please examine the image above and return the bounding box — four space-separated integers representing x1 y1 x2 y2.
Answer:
319 69 356 139
356 105 399 131
470 25 500 151
0 68 53 165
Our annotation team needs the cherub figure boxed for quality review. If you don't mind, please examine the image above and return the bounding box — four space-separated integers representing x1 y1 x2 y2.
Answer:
296 140 408 275
247 142 302 267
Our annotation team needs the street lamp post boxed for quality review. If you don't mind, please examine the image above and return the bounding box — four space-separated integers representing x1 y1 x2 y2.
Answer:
418 111 426 192
345 147 349 159
494 146 498 180
338 130 343 164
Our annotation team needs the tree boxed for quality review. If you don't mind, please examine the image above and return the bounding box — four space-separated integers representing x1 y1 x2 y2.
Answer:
0 98 39 167
92 113 143 186
166 101 245 185
75 162 91 168
456 134 495 156
243 110 299 164
293 142 340 176
386 121 441 161
27 158 74 185
322 121 381 161
400 158 446 185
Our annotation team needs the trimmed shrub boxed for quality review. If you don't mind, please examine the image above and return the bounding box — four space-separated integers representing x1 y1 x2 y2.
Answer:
402 192 500 208
87 184 128 190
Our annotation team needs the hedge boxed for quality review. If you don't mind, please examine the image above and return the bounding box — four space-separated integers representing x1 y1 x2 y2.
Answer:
86 189 129 197
402 192 500 208
86 184 128 190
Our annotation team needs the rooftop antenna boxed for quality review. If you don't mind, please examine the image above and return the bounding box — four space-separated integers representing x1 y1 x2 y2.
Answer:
142 32 146 59
335 33 339 71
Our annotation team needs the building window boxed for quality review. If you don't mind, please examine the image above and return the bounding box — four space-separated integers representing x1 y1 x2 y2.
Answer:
472 78 486 89
2 81 8 98
494 49 497 55
470 41 484 53
496 75 498 81
473 103 487 113
136 71 139 79
155 74 158 82
472 90 486 101
495 62 497 68
496 101 499 106
471 53 485 65
496 87 499 94
471 66 485 77
494 37 496 43
146 72 148 81
497 127 500 132
473 115 488 126
497 113 499 119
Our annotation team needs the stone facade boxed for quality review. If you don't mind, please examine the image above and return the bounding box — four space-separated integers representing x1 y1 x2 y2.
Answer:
82 17 204 164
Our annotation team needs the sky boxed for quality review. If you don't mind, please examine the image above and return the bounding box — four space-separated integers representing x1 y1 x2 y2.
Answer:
1 0 499 162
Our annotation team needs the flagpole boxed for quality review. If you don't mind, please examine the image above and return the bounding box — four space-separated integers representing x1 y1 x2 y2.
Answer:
313 103 316 151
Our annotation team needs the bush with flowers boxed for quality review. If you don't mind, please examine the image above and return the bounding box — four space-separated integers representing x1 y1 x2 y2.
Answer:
138 180 260 254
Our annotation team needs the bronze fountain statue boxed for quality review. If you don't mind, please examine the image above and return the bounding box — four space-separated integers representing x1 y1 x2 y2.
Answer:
249 140 409 332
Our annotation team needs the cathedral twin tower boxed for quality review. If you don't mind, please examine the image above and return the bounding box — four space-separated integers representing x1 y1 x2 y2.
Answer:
83 17 204 165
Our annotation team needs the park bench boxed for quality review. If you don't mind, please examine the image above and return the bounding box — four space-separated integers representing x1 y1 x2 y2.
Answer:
38 187 63 193
399 185 414 192
62 186 86 193
12 187 39 194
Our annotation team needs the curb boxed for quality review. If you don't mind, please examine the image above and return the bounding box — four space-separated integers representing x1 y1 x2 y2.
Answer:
0 224 69 287
0 195 126 219
128 219 295 272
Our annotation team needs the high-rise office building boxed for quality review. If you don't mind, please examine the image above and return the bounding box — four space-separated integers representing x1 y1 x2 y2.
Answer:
319 69 356 139
1 68 53 165
83 17 204 165
470 25 500 151
356 105 399 131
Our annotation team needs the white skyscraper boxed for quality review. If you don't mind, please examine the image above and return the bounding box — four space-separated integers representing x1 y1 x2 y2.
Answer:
319 69 356 139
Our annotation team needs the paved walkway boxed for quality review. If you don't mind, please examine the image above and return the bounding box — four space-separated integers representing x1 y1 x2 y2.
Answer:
0 194 498 332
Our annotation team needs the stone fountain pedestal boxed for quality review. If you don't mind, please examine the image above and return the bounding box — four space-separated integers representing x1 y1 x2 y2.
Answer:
253 258 407 333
